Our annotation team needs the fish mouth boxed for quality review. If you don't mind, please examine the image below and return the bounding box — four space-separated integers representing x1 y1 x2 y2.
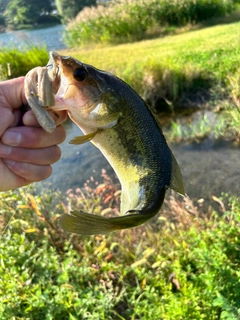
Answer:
46 51 77 101
46 51 103 113
46 51 63 94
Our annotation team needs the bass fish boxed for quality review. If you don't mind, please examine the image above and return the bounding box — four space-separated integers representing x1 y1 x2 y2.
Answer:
24 51 185 235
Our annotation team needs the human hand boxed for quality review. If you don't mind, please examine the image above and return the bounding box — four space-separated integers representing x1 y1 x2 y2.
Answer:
0 77 67 191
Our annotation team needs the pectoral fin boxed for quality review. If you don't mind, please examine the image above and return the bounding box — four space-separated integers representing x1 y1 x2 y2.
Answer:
69 129 102 145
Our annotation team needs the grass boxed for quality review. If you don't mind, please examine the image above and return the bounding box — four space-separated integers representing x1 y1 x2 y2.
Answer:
60 19 240 141
0 46 49 80
61 20 240 95
0 179 240 319
0 19 239 142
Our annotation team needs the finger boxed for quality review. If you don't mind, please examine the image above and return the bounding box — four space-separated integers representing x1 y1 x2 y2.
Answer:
0 109 23 136
0 108 14 136
0 77 26 109
0 160 32 191
0 143 61 165
0 77 26 136
3 159 52 182
11 109 22 127
23 109 68 127
2 125 66 148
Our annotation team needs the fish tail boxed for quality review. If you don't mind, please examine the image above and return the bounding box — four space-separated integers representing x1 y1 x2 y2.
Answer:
59 210 155 235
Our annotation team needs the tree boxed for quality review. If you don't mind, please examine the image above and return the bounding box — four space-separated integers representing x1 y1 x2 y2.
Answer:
55 0 97 24
0 0 11 26
5 0 54 26
0 0 10 12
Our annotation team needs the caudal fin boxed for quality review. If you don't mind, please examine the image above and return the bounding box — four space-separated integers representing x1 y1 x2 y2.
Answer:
59 210 154 235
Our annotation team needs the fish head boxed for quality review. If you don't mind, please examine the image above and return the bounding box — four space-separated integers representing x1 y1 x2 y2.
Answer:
48 51 120 131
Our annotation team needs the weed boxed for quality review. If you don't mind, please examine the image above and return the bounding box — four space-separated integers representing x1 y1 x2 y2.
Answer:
0 177 240 319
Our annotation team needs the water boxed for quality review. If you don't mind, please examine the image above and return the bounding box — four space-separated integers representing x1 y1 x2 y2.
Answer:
43 121 240 205
0 24 66 51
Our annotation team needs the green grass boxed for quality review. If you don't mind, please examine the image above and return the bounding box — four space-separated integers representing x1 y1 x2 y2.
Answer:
0 19 239 142
0 181 240 319
61 20 240 93
0 46 49 80
61 20 240 141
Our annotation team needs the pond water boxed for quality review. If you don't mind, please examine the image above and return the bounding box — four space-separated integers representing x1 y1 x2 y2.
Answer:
43 120 240 207
0 24 66 51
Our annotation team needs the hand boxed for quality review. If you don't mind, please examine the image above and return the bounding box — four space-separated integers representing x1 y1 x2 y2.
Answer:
0 77 67 191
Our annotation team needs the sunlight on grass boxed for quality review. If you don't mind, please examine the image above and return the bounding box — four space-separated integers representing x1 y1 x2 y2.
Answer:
60 21 240 110
0 181 240 319
0 46 48 80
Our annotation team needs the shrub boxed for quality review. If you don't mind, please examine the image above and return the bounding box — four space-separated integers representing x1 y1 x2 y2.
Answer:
64 0 238 47
0 182 240 319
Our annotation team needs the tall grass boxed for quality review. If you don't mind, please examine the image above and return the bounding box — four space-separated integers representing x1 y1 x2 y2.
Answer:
64 0 239 47
0 179 240 319
0 46 49 80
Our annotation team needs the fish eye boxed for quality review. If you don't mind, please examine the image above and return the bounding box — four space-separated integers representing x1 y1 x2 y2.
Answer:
73 67 87 81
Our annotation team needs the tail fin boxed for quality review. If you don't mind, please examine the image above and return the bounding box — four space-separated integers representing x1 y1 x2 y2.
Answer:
59 210 155 235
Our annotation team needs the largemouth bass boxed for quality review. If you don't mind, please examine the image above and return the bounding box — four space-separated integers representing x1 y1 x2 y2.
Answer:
24 51 185 235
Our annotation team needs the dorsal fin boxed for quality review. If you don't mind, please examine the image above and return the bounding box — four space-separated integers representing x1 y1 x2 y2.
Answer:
169 152 185 195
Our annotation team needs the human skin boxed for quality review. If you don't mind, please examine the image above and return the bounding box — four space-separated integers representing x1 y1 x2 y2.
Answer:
0 77 67 191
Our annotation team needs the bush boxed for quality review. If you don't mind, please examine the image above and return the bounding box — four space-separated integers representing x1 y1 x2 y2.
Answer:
64 0 238 47
0 182 240 319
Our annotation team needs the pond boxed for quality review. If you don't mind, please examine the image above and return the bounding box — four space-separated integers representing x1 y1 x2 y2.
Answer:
0 24 66 50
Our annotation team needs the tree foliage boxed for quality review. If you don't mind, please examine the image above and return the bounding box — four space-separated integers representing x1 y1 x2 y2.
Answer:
3 0 55 27
55 0 97 24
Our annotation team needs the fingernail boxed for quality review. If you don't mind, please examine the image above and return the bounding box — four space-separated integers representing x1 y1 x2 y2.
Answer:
2 131 22 146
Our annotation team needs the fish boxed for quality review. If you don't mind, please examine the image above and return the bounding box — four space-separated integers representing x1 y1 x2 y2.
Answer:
24 51 185 235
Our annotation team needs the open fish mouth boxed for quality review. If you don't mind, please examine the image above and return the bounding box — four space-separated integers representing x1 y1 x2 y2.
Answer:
46 51 63 95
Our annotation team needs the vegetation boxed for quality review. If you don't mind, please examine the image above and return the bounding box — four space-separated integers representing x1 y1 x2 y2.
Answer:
0 0 97 29
64 0 240 47
62 19 240 141
1 171 239 317
0 177 240 319
0 46 49 80
0 0 60 29
0 5 240 319
1 16 240 142
55 0 97 24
